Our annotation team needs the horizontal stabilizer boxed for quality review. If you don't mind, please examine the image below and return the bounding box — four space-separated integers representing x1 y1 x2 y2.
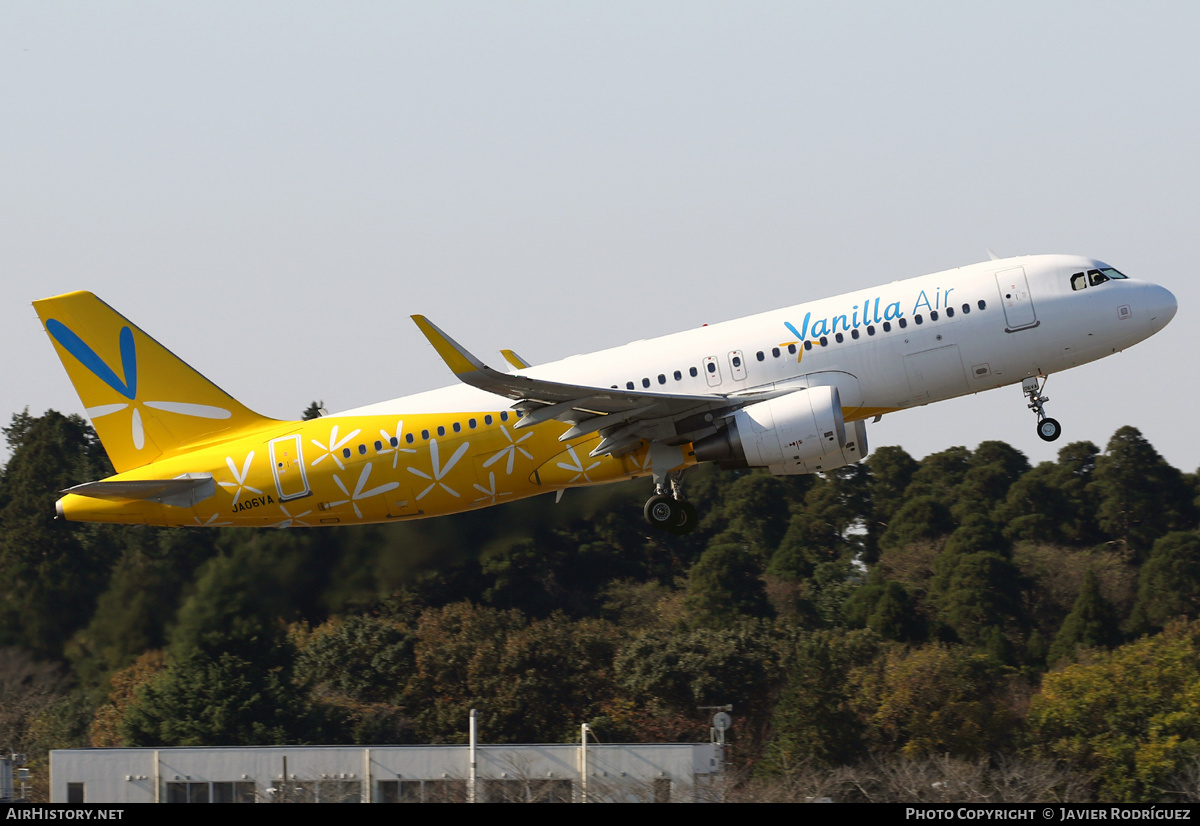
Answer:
63 473 215 508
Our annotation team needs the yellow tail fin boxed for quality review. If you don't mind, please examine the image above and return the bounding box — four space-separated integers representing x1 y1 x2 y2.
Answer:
33 291 278 472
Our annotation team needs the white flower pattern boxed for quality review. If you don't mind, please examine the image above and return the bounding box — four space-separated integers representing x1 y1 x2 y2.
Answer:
482 424 533 475
219 451 262 506
408 438 470 499
310 424 362 471
556 444 601 484
331 462 401 519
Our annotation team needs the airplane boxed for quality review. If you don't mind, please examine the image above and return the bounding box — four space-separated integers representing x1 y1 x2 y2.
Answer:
33 254 1176 535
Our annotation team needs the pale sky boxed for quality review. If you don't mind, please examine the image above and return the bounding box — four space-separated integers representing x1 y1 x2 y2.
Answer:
3 2 1198 474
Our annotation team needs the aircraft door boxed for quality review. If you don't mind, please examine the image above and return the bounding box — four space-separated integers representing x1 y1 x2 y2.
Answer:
995 267 1039 331
703 356 722 387
728 350 747 382
269 434 311 501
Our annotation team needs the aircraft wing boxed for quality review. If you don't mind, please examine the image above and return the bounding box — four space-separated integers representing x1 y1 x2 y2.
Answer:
411 315 781 457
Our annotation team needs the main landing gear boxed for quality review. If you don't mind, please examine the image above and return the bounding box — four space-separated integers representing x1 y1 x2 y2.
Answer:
1022 376 1062 442
644 470 697 535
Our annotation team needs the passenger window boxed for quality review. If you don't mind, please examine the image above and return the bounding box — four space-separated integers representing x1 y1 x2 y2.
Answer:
484 415 493 425
899 318 908 329
706 363 716 373
978 300 987 310
374 440 383 451
930 310 939 321
819 336 828 347
469 419 477 429
914 314 923 325
851 329 860 340
772 347 780 358
946 307 954 318
804 340 812 351
962 303 970 314
835 332 844 343
421 429 430 440
690 367 698 377
756 351 764 362
673 370 682 380
642 377 651 387
453 422 461 433
788 344 797 354
500 412 509 422
658 374 666 384
1071 272 1088 291
343 448 352 458
883 321 892 332
390 437 399 447
358 444 367 455
867 325 875 336
405 433 414 444
437 426 445 436
626 381 635 389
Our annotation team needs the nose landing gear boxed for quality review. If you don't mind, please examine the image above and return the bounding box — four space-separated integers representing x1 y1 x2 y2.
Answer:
644 471 697 535
1023 376 1061 442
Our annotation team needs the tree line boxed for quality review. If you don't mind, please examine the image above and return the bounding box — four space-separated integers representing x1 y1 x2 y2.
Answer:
4 407 1200 803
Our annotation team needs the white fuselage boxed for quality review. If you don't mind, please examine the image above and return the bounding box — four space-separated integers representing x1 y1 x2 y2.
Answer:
343 254 1169 424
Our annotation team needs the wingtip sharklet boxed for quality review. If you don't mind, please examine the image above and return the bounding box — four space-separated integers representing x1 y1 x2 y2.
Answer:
410 315 489 376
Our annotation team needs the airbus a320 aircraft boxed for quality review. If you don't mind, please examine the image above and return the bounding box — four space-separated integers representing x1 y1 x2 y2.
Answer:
34 254 1176 535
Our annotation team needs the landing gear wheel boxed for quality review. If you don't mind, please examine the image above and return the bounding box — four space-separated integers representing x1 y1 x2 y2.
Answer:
1037 417 1062 442
1023 377 1063 444
644 493 678 530
671 500 698 536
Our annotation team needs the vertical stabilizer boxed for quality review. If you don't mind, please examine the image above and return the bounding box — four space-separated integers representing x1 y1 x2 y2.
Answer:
33 291 278 472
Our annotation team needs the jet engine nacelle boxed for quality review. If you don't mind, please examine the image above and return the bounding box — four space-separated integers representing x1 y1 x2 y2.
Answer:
693 386 870 475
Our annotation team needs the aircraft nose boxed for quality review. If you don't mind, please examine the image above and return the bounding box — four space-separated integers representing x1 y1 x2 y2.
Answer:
1144 283 1178 333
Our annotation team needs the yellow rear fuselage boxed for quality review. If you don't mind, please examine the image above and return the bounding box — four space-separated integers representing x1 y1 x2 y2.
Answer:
57 410 669 527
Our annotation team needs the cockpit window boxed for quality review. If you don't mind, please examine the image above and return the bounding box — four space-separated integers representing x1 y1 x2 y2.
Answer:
1100 267 1128 280
1088 269 1109 287
1071 272 1088 291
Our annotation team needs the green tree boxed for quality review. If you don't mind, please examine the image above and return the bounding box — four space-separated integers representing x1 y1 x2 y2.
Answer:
866 445 919 527
120 646 319 746
1091 427 1193 557
296 614 415 704
1048 568 1121 665
685 537 772 627
845 570 925 642
856 643 1019 758
0 411 119 657
950 441 1030 523
719 473 795 553
1127 532 1200 635
404 602 619 743
878 495 955 553
760 629 882 770
119 535 324 746
902 445 972 500
615 619 779 748
1029 620 1200 802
